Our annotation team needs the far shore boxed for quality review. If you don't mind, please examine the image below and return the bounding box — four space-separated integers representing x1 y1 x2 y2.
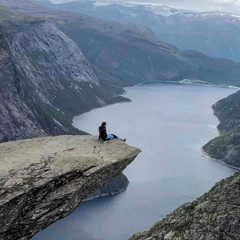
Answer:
133 79 240 89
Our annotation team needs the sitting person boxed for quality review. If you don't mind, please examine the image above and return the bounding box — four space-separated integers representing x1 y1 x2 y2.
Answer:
98 122 126 142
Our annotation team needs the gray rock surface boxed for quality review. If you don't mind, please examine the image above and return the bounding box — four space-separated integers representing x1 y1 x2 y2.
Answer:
84 173 129 201
130 170 240 240
0 6 127 143
0 17 103 142
0 135 141 240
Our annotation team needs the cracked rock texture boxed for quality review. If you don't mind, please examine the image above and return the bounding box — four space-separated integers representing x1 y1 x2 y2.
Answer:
0 135 141 240
130 170 240 240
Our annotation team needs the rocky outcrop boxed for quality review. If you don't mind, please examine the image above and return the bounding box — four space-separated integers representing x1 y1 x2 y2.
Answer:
130 170 240 240
0 135 141 240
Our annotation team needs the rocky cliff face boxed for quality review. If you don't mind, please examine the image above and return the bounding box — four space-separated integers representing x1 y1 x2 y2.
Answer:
0 19 83 142
0 135 141 240
130 170 240 240
0 5 127 142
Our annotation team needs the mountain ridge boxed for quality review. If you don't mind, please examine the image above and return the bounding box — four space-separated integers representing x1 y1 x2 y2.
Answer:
46 0 240 61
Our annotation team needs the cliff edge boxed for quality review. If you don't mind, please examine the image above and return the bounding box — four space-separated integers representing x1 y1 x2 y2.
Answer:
0 135 141 240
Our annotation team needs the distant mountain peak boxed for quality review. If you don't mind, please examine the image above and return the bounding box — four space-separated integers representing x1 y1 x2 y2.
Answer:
34 0 53 3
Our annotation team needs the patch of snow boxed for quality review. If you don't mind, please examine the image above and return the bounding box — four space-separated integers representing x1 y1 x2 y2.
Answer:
229 85 240 90
74 85 82 91
231 14 240 19
53 118 63 127
93 1 138 7
146 5 180 16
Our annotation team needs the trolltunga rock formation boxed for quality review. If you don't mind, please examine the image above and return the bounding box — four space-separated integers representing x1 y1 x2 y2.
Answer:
0 135 140 240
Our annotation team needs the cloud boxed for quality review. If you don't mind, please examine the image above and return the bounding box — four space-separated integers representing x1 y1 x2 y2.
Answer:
49 0 240 14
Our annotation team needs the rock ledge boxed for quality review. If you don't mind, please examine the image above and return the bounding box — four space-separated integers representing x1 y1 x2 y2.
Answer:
0 135 140 240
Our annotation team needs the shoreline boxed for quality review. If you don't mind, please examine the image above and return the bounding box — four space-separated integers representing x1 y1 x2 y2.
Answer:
202 91 239 171
73 82 238 173
201 148 240 171
134 80 239 172
133 80 240 89
73 80 238 172
73 80 239 127
71 97 131 128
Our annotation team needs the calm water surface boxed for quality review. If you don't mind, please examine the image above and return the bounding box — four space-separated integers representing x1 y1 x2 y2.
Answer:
34 84 237 240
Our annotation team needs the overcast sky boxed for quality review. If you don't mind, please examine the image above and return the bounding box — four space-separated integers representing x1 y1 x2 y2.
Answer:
49 0 240 14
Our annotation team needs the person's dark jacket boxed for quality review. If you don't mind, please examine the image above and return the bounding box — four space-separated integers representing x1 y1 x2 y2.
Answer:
99 125 107 141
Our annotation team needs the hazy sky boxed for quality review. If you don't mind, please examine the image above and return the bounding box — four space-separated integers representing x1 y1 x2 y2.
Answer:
49 0 240 14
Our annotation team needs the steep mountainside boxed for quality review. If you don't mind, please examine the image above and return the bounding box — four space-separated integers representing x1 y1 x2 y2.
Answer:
0 5 127 142
48 1 240 62
54 25 240 86
130 170 240 240
2 0 240 87
203 90 240 168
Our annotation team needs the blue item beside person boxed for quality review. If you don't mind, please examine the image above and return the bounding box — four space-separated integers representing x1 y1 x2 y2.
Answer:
98 122 126 142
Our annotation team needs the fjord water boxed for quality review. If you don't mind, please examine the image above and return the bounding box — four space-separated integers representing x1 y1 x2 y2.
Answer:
34 84 236 240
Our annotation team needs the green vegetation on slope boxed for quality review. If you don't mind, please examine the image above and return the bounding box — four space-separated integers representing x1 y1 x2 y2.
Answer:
203 90 240 168
212 91 240 132
203 125 240 168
